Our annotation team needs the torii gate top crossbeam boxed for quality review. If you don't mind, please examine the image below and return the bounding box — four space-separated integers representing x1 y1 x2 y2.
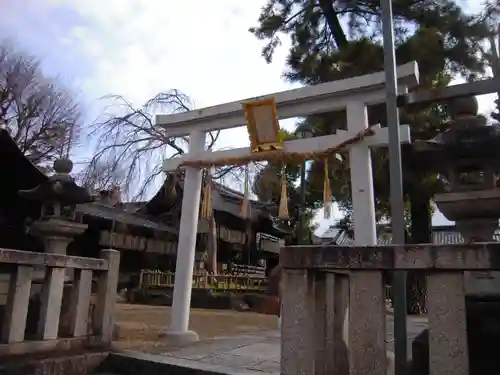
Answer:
156 62 419 137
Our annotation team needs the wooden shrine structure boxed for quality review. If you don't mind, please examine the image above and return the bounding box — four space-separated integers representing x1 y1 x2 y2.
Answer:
0 127 285 289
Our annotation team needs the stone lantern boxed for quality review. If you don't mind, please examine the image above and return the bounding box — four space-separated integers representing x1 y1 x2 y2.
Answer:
416 95 500 296
412 95 500 375
19 157 91 257
17 158 93 337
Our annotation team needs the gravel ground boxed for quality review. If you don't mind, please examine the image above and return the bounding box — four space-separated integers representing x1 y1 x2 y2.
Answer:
113 303 278 353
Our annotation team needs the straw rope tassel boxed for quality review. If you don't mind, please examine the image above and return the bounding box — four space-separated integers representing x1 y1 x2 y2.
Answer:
240 164 250 219
323 158 332 219
166 172 177 198
278 165 289 220
201 167 213 219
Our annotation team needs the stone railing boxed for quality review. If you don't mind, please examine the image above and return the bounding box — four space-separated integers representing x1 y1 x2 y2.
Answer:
280 243 500 375
0 248 119 357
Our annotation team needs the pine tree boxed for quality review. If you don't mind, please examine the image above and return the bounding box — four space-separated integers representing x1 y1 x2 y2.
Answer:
250 0 496 313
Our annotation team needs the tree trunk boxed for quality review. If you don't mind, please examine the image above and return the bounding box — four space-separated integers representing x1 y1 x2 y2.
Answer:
317 0 349 50
407 188 431 314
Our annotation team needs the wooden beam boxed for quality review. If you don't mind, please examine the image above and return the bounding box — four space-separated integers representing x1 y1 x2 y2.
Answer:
163 125 411 171
156 62 419 137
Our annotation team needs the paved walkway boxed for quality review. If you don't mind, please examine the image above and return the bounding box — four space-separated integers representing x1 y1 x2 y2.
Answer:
158 315 428 374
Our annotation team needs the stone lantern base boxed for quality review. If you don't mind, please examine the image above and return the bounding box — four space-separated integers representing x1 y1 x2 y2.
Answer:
31 218 88 254
28 217 89 338
435 189 500 297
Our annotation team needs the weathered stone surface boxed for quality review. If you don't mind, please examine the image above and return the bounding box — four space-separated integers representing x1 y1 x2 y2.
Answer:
0 248 106 270
37 267 66 340
412 297 500 375
94 249 120 343
349 271 387 375
281 269 314 375
281 242 500 271
427 273 468 375
1 266 32 343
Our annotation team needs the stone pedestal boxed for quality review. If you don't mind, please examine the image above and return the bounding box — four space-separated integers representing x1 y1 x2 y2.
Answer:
435 190 500 298
32 218 87 278
32 218 88 254
30 218 88 337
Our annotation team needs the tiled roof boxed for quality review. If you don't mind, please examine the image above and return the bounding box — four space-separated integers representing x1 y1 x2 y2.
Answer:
76 203 177 233
321 226 342 239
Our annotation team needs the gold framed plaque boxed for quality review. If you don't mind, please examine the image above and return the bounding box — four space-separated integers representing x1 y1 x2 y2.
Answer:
242 98 282 153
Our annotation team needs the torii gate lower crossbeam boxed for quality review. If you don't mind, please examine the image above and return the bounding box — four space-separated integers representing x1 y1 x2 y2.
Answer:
158 63 419 344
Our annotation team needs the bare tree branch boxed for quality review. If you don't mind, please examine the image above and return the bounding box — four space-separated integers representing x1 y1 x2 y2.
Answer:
0 40 82 166
80 90 224 201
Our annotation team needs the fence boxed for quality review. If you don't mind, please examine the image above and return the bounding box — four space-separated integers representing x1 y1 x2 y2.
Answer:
139 269 267 293
279 242 500 375
0 248 119 357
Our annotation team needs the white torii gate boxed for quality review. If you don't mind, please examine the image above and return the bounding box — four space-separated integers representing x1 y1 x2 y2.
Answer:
157 61 419 344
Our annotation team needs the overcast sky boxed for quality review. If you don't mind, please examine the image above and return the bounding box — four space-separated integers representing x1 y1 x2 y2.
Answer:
1 0 497 235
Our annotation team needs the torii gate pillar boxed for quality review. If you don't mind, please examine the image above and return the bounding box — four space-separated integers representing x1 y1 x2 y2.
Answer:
162 130 205 345
347 101 377 246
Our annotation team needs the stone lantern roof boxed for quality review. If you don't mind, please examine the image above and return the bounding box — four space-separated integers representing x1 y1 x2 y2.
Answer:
18 158 92 208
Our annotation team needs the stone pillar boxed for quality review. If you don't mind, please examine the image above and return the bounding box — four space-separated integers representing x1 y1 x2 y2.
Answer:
281 268 315 374
427 272 469 375
164 130 205 345
349 271 387 375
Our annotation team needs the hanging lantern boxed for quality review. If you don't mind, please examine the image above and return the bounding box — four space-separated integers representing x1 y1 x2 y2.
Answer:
242 98 283 153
